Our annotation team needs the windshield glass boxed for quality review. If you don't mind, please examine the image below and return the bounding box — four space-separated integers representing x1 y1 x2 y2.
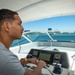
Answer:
49 32 75 42
24 32 51 42
24 32 75 42
11 15 75 47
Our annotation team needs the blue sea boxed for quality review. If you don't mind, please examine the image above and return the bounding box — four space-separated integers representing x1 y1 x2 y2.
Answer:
11 33 75 47
51 33 75 42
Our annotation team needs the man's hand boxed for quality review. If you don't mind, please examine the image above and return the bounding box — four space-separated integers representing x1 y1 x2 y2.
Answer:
27 58 38 64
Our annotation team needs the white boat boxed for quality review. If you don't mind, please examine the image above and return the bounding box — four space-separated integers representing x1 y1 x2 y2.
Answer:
0 0 75 75
9 31 75 75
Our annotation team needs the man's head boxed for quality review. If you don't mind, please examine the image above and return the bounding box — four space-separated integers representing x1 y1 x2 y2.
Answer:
0 9 18 29
0 9 24 40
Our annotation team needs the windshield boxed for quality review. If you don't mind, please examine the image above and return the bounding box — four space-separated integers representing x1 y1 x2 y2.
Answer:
24 32 51 42
11 15 75 47
24 32 75 42
11 31 75 47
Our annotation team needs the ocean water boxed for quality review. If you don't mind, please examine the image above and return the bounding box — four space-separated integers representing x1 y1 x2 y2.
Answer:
51 33 75 42
25 33 75 42
11 33 75 47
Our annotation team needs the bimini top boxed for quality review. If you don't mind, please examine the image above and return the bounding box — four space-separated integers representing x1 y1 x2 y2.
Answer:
0 0 75 22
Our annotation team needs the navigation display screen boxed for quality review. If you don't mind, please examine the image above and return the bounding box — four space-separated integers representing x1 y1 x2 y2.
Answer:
39 53 51 61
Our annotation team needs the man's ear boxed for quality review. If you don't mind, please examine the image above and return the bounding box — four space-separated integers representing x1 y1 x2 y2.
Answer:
3 22 11 32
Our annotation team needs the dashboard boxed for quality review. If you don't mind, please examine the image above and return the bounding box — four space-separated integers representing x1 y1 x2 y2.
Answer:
26 48 69 69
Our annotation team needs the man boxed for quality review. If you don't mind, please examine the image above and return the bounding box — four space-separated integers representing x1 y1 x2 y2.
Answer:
0 9 46 75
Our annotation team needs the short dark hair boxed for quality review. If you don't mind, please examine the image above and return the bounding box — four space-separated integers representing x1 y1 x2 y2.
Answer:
0 9 18 26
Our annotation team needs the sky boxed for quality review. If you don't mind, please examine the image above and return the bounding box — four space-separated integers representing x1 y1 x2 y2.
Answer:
22 15 75 32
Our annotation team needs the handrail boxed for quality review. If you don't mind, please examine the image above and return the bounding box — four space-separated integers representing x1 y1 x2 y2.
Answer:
22 35 32 43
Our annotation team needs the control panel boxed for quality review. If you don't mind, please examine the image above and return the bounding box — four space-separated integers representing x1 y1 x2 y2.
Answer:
26 48 69 69
23 48 74 75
